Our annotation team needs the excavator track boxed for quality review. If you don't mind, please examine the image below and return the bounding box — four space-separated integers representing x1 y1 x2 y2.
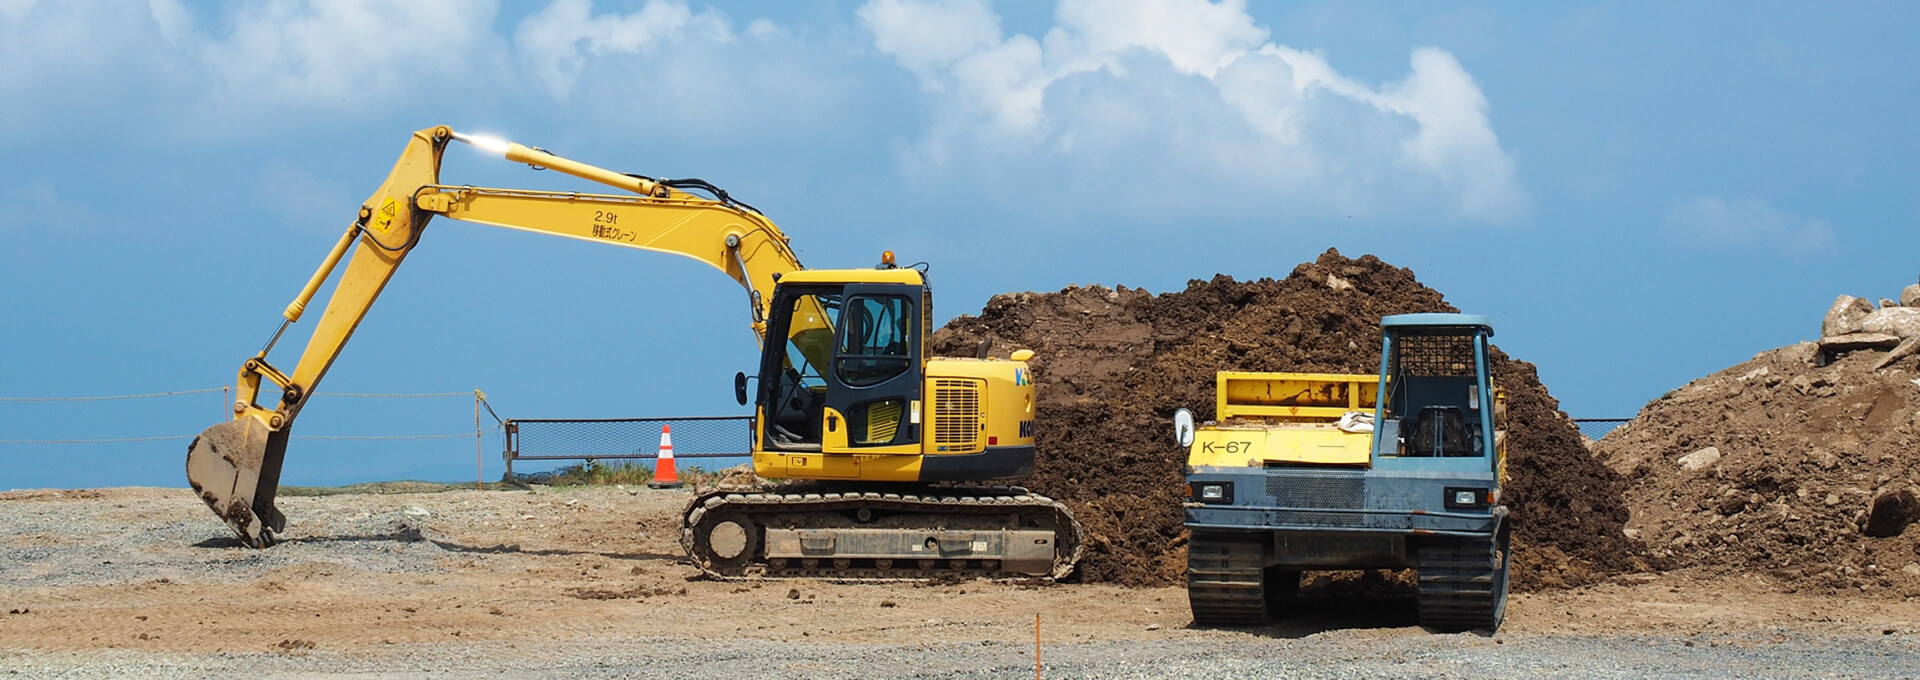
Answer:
681 485 1082 582
1414 525 1511 633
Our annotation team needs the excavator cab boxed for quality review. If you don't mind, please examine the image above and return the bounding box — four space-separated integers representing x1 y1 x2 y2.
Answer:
755 275 925 455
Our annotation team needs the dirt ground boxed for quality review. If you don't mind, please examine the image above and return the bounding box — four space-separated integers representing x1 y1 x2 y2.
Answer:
2 486 1916 664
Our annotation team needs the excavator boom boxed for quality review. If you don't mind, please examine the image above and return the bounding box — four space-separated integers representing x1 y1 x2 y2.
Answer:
187 126 803 546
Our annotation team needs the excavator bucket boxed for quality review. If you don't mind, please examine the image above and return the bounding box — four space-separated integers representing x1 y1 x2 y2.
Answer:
185 417 289 548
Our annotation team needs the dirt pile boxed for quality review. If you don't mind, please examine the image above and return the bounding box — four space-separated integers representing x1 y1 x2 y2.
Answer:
931 249 1641 589
1593 341 1920 596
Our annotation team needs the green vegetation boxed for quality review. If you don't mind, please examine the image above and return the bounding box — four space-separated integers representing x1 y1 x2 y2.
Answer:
546 460 655 486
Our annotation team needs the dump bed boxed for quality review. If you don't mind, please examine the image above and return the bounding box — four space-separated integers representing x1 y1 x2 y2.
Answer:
1190 372 1377 467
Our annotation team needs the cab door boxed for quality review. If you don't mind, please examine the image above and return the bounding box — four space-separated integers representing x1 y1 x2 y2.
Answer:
822 284 922 452
758 286 839 452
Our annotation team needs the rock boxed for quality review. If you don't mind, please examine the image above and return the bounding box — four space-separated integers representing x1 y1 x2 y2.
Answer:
1816 332 1902 353
1876 337 1920 370
1861 307 1920 337
404 506 430 517
715 464 765 489
1677 447 1722 471
1884 299 1901 309
1863 487 1920 538
1824 295 1875 337
1904 282 1920 308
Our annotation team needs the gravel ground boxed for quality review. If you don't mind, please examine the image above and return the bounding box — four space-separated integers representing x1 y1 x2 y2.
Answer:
6 633 1917 679
4 487 1919 679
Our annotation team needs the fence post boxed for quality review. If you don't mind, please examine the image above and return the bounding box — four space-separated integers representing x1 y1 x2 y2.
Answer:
474 390 484 490
504 420 515 479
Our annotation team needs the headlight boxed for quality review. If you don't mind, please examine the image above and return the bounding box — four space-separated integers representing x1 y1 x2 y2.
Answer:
1444 487 1489 510
1191 482 1233 504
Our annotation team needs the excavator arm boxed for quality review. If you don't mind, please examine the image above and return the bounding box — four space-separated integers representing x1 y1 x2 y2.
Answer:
187 125 807 547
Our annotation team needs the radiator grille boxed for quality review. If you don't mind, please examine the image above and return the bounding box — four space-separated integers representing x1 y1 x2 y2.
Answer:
933 379 981 449
1266 473 1365 509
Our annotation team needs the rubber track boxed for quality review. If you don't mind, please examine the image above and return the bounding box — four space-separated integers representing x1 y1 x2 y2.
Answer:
1414 530 1509 632
1186 530 1274 626
680 486 1083 582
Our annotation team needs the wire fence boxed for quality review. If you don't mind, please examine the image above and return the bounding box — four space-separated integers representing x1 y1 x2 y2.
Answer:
1572 418 1631 442
0 386 507 489
0 387 495 444
503 416 755 477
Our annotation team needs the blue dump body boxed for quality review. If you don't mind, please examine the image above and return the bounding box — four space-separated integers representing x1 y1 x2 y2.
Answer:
1182 313 1510 631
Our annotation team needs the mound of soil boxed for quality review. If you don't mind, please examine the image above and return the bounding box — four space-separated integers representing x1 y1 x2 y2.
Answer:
1593 342 1920 596
931 249 1641 589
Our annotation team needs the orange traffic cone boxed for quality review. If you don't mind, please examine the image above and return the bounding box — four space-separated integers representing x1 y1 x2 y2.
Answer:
648 424 683 489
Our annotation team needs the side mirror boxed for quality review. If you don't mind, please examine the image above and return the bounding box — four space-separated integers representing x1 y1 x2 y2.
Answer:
1172 408 1195 448
733 371 749 406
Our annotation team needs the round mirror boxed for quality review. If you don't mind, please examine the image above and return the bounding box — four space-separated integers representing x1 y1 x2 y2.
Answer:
1172 408 1196 448
733 371 749 406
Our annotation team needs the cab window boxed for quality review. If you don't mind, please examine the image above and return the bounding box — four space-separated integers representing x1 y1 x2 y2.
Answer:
834 295 912 387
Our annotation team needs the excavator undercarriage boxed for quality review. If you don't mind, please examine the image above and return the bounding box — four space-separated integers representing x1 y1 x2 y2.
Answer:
682 484 1082 580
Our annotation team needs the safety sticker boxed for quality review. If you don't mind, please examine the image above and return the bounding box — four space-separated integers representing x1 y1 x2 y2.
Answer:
371 198 399 233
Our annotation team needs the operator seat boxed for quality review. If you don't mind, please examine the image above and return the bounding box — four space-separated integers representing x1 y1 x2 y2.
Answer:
1405 406 1474 457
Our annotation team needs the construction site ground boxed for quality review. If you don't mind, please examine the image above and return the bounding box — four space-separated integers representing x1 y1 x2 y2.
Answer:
4 486 1917 679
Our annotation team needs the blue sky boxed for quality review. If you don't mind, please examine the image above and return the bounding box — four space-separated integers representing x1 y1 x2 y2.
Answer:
2 0 1915 489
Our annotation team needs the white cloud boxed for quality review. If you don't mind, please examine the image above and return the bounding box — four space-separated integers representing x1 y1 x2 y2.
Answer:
508 0 861 139
0 2 186 141
515 0 731 99
1663 196 1834 253
1048 0 1267 78
0 0 843 146
856 0 1002 86
197 0 501 113
0 180 98 231
0 0 507 143
860 0 1529 223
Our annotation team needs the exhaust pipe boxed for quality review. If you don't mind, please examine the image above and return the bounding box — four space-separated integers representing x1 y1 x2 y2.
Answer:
185 417 289 548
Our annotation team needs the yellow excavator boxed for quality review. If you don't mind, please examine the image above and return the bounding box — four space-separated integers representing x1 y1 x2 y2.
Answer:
186 125 1081 579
